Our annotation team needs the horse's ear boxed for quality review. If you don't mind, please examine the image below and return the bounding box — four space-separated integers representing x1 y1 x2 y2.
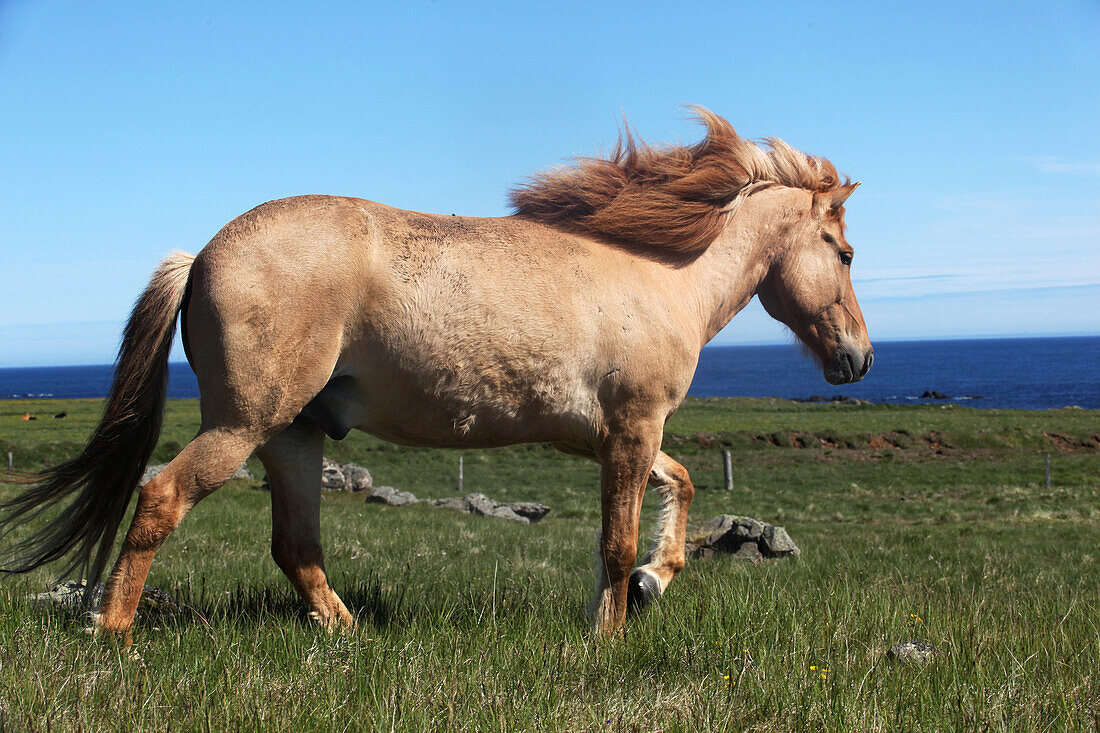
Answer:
814 182 860 214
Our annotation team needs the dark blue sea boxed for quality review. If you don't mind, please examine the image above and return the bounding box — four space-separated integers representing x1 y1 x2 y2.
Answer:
0 336 1097 410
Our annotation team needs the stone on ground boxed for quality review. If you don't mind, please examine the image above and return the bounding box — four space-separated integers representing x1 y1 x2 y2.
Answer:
366 485 418 506
687 514 801 560
341 463 373 492
26 580 180 617
887 640 935 665
321 457 346 490
429 493 550 524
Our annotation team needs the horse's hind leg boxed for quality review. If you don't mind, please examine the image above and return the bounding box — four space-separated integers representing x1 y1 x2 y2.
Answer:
256 417 355 629
627 451 695 615
95 427 261 637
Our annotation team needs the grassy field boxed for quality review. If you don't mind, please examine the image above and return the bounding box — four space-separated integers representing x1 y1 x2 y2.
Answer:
0 397 1097 731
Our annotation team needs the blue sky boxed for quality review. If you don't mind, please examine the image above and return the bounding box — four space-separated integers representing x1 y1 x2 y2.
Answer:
1 1 1097 368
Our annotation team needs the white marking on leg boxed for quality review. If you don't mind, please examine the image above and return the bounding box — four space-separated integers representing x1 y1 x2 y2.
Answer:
588 529 608 625
634 566 665 594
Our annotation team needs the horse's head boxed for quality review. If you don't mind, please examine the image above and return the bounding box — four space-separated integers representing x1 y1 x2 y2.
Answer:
757 183 873 385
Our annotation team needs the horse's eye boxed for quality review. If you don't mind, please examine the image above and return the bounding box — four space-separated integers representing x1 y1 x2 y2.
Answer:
839 251 853 266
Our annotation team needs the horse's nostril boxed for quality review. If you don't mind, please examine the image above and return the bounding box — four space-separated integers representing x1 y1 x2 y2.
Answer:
861 350 874 377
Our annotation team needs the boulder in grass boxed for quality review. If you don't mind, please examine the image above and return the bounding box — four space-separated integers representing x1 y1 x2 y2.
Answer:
428 496 467 512
260 459 373 492
141 463 166 485
466 492 528 523
342 463 373 492
429 493 551 524
321 458 346 491
887 641 935 665
366 485 418 506
687 515 801 561
508 501 552 523
319 459 373 492
26 580 180 617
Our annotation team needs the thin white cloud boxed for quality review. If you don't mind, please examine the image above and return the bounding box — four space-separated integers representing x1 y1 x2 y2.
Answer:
852 257 1100 299
1019 156 1100 176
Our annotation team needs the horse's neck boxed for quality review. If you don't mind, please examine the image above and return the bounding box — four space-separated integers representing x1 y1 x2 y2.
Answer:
680 187 806 346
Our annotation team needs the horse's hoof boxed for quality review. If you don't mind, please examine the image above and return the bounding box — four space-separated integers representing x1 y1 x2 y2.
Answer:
626 569 661 615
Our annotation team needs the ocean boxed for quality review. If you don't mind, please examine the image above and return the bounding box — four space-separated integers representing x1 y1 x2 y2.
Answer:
0 336 1097 410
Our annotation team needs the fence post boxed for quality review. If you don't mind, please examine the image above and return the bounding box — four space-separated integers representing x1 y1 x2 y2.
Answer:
458 455 464 493
6 452 11 471
722 449 733 491
1045 453 1051 489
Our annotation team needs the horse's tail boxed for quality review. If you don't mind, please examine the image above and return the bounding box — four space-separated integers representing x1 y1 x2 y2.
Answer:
0 251 196 594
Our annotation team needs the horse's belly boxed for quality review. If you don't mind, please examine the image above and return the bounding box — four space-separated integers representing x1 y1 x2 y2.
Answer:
302 363 595 449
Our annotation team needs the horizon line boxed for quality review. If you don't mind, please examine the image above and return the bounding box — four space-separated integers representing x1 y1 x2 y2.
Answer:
1 332 1096 371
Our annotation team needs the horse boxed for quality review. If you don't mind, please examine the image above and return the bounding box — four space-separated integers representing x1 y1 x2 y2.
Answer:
0 108 872 639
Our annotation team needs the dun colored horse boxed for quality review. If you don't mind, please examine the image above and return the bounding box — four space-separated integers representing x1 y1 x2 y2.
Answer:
1 109 872 637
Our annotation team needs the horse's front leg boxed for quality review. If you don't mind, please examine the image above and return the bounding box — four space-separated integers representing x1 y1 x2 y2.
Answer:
591 425 662 636
628 451 695 614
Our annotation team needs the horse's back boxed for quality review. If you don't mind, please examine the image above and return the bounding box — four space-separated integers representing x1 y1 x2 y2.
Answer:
183 195 697 448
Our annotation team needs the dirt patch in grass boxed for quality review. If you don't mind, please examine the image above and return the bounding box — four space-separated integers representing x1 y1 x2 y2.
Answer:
1044 432 1100 453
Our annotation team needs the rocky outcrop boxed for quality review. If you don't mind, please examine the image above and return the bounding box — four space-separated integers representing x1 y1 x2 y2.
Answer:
887 640 935 665
26 580 180 617
429 493 550 524
259 459 373 492
321 458 374 492
341 463 374 492
366 485 418 506
687 515 800 561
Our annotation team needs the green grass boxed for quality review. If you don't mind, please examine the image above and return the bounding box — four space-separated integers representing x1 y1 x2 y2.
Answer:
0 397 1098 731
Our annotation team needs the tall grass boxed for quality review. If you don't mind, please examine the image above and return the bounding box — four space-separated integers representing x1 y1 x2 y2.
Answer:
0 398 1097 731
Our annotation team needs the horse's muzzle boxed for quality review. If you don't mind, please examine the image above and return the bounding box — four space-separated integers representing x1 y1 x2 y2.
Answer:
824 346 874 385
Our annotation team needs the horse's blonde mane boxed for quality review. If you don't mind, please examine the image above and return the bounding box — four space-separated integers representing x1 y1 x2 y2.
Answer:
509 107 847 254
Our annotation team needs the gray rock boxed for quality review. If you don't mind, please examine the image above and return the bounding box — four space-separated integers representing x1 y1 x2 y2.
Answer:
259 458 369 492
366 485 418 506
321 457 346 491
701 515 765 545
342 463 373 492
887 640 935 665
688 514 800 560
141 463 168 485
761 525 800 557
429 493 550 524
26 579 180 617
428 496 468 512
508 501 552 523
465 492 528 523
734 542 763 561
